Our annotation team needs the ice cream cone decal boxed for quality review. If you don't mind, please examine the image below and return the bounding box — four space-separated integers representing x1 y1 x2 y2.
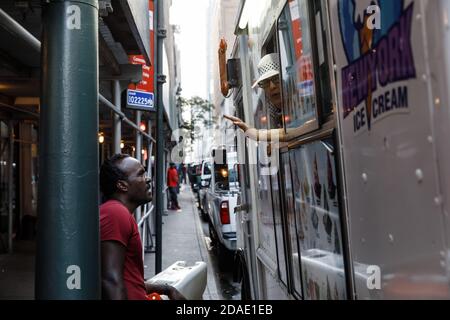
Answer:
327 152 336 200
294 170 300 190
303 177 310 202
301 184 306 212
301 186 308 232
334 222 341 254
298 183 307 235
314 281 320 299
334 283 339 300
308 278 315 299
327 277 331 300
314 154 321 204
304 268 309 293
324 184 330 212
323 184 333 243
298 223 305 240
311 183 319 237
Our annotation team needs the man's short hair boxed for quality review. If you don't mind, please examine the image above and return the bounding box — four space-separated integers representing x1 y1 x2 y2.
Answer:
100 154 130 199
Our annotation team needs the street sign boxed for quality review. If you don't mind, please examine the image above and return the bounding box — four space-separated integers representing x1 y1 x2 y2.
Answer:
126 53 155 112
126 89 154 111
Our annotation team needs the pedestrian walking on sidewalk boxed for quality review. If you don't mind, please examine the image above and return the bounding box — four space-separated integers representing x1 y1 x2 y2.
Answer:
181 163 187 185
100 154 185 300
167 162 181 211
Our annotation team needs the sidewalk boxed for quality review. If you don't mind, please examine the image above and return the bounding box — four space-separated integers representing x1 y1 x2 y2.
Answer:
0 241 35 300
144 184 221 300
0 186 221 300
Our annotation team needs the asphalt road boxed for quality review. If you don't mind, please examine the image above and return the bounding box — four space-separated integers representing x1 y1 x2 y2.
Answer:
196 202 241 300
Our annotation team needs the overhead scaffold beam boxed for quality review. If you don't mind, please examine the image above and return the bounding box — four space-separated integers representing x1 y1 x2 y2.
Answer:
0 8 41 52
0 8 155 144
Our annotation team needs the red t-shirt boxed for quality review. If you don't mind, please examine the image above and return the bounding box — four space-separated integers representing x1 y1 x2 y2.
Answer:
167 167 179 187
100 200 146 300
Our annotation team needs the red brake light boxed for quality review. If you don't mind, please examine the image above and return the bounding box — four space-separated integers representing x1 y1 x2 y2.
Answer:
220 201 230 225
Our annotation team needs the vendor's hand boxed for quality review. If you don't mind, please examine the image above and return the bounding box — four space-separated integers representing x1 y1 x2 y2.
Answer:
223 114 249 132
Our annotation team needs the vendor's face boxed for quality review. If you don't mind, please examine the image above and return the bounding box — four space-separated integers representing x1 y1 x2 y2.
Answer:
260 76 282 109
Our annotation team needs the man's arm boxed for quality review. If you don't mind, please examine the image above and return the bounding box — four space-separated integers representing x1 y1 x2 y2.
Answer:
101 241 127 300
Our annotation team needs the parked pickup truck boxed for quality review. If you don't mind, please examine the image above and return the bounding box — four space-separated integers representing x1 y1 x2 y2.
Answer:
202 150 239 266
187 163 202 205
198 160 212 219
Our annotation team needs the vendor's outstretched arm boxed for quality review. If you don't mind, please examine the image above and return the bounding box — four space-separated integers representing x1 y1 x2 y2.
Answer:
224 114 288 142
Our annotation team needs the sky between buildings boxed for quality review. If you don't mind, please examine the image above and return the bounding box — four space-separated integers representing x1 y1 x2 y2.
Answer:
170 0 209 99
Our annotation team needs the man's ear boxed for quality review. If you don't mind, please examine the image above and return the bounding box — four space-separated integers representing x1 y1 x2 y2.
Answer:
116 180 128 193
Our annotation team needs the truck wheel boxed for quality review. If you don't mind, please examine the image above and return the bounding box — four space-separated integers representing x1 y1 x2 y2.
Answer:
240 266 252 300
209 223 217 247
200 209 208 221
217 242 231 271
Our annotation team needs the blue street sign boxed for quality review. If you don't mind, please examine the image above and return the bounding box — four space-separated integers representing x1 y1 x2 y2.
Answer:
127 89 154 111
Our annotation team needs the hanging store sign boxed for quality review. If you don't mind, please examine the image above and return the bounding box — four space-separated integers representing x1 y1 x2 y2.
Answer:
125 1 156 112
127 0 155 112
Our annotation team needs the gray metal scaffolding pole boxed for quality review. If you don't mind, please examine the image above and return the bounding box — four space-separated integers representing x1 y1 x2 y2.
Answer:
148 120 153 182
146 120 153 247
155 0 166 274
136 111 142 162
135 110 142 222
36 0 100 299
113 80 122 154
8 121 13 254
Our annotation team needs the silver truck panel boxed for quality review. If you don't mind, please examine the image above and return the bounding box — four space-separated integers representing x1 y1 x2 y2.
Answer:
330 0 450 299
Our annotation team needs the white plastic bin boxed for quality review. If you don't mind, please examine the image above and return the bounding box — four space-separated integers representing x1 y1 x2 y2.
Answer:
147 261 207 300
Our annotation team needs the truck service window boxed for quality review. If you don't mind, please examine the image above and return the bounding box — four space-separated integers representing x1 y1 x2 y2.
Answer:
278 0 319 132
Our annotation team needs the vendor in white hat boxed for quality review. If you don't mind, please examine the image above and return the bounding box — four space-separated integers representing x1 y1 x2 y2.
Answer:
224 53 291 142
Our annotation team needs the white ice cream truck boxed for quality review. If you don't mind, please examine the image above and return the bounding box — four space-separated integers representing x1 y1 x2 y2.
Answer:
223 0 450 299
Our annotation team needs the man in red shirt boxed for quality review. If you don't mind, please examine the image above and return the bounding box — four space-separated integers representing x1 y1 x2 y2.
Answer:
100 154 185 300
167 162 180 210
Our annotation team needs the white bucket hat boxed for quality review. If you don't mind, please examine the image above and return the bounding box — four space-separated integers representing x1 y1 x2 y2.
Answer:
252 53 280 89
